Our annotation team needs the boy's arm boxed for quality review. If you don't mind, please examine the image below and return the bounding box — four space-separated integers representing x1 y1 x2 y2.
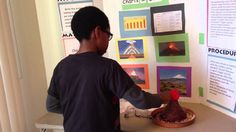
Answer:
122 85 170 109
46 94 62 114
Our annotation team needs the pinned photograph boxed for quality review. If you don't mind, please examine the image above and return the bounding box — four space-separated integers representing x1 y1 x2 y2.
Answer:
159 41 185 56
122 64 149 89
116 37 148 61
156 66 191 97
154 33 189 62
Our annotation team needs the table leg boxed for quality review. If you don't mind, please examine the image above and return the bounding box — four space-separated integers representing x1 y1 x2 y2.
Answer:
40 128 47 132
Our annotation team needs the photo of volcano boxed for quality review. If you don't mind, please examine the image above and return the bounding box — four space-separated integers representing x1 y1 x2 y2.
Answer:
124 68 145 84
122 64 149 89
157 66 191 97
159 41 185 56
153 34 190 62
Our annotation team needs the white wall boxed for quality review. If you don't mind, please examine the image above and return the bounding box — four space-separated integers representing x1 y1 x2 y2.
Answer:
34 0 64 85
7 0 48 131
0 69 11 132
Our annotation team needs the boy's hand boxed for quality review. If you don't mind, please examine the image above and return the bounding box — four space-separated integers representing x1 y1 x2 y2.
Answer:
159 91 171 104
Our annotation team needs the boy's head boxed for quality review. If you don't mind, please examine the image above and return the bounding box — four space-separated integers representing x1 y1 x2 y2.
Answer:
71 6 110 42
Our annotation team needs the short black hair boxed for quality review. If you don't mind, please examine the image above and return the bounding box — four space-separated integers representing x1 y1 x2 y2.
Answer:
71 6 110 42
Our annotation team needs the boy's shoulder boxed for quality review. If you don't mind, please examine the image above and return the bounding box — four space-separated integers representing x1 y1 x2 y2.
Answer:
57 53 119 67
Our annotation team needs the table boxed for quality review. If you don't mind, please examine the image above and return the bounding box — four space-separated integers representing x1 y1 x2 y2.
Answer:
35 103 236 132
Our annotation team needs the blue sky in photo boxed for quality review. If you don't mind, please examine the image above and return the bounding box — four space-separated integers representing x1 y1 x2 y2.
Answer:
160 69 186 79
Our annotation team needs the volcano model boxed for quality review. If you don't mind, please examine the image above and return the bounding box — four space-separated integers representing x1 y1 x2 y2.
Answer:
159 89 187 122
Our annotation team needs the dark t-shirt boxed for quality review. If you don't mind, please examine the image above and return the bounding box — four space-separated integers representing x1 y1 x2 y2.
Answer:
48 52 134 132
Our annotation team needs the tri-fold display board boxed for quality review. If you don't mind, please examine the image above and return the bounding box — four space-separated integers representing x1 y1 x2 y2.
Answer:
56 0 236 118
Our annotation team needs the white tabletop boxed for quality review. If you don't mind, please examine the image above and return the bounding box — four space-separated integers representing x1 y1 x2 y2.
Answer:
36 103 236 132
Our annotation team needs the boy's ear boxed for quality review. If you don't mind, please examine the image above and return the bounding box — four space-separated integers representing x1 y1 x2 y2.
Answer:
93 26 102 39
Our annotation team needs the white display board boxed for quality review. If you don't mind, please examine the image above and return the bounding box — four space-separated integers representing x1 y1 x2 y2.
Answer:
103 0 203 104
207 0 236 50
206 0 236 117
207 55 236 112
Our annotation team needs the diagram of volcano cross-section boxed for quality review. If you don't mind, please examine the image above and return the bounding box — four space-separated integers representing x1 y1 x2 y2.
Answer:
120 40 144 59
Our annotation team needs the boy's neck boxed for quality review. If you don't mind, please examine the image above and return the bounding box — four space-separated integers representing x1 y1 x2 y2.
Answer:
77 40 97 54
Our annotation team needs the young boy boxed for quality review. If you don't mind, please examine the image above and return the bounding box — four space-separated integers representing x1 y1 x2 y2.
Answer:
46 6 171 132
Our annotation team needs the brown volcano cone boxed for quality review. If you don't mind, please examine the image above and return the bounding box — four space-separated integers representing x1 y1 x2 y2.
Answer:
159 100 187 122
